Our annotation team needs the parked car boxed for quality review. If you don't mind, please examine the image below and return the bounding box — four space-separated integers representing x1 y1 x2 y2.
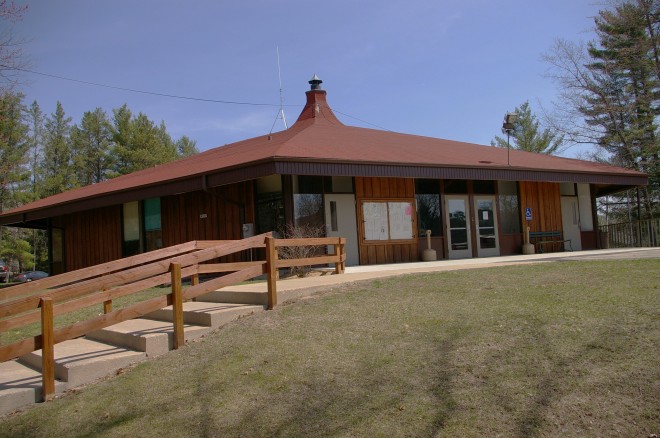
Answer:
0 260 7 280
14 271 49 282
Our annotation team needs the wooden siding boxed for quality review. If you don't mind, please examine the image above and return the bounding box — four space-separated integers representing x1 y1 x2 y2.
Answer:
519 181 562 233
581 230 597 250
60 205 123 271
161 181 255 262
499 234 523 255
355 177 418 265
519 181 565 253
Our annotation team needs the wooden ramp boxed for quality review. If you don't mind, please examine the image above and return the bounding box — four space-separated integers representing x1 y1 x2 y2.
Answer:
0 234 346 415
1 300 263 414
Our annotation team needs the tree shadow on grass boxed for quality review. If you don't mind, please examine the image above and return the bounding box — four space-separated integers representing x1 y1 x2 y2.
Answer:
424 337 459 436
188 335 460 437
486 316 647 438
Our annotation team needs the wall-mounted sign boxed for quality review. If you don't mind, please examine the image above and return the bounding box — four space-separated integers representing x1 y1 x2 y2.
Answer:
525 207 533 221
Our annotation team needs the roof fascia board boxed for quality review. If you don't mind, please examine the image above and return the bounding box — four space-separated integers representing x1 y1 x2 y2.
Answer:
272 160 648 186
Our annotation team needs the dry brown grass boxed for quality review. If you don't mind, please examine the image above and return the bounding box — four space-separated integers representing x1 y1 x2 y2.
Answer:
1 259 658 437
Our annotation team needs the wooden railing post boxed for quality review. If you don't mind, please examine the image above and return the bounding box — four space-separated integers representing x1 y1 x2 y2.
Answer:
334 238 343 274
40 297 55 402
103 300 112 314
191 272 200 302
341 239 346 273
170 263 184 349
265 236 277 310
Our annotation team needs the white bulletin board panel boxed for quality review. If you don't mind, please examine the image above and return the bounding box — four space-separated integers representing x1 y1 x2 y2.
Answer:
362 202 389 241
361 200 415 242
388 201 414 240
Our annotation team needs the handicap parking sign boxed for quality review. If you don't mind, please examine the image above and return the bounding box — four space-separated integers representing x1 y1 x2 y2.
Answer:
525 207 533 221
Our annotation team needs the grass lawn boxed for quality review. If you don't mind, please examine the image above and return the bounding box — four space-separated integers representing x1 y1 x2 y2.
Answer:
1 259 658 437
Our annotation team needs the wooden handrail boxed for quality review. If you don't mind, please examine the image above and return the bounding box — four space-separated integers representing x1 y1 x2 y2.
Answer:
0 232 346 402
0 241 199 302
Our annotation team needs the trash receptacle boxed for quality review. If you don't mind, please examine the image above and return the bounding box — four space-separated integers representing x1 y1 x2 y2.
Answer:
599 230 610 249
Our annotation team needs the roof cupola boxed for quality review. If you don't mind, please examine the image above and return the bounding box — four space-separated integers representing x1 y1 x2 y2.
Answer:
309 74 323 90
291 74 343 126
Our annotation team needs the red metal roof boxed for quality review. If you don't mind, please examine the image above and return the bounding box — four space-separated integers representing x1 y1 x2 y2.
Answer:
0 85 647 224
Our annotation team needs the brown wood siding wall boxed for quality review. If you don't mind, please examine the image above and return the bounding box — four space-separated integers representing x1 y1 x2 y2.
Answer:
355 177 417 265
161 181 255 262
61 205 123 271
519 181 563 233
581 230 597 250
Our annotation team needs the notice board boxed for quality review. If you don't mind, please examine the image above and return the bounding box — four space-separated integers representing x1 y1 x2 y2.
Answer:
362 201 414 241
388 201 413 240
362 202 389 240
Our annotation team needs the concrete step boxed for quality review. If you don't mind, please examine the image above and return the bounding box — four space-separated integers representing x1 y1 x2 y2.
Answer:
86 318 211 357
18 338 146 388
146 301 264 328
197 290 267 306
0 360 67 415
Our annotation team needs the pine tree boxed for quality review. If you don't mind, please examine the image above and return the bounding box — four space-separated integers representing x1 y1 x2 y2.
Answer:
587 0 659 215
545 0 659 217
491 101 564 154
71 108 113 185
40 101 73 197
0 91 30 212
176 135 199 157
26 100 43 200
110 105 184 176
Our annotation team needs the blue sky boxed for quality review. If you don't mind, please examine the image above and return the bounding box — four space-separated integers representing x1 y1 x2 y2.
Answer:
14 1 601 156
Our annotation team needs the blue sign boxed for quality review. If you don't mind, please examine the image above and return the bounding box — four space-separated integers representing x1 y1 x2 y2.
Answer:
525 207 533 221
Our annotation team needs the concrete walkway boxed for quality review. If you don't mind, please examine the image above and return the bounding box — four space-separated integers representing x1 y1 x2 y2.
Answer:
220 247 660 304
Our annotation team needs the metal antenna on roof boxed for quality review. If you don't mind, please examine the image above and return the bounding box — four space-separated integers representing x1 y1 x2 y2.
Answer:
269 46 288 134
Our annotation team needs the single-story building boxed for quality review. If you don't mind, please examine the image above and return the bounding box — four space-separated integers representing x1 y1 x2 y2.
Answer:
0 76 648 273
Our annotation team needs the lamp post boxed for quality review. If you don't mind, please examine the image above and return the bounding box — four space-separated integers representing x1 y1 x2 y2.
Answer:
502 112 518 166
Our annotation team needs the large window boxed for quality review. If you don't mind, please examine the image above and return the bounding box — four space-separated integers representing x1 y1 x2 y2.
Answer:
255 175 284 236
122 197 163 256
498 181 520 234
123 201 141 256
293 176 325 233
144 198 163 251
415 179 442 237
293 194 323 229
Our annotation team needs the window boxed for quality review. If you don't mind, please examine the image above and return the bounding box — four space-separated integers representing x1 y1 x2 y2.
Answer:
444 179 468 194
144 198 163 251
330 176 353 193
415 179 442 237
362 200 415 242
330 201 338 231
293 194 324 229
473 180 495 194
123 201 141 256
255 175 284 236
122 197 163 256
497 181 520 234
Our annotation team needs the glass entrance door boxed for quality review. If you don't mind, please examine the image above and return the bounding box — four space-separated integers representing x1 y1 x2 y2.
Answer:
474 196 499 257
445 195 472 259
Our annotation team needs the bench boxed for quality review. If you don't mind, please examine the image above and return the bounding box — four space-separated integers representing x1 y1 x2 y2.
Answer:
529 231 573 253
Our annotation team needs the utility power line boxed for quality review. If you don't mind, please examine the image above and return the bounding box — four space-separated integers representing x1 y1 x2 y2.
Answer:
6 65 393 131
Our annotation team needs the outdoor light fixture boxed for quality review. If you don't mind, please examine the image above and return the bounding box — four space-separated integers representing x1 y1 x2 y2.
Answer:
502 112 518 166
